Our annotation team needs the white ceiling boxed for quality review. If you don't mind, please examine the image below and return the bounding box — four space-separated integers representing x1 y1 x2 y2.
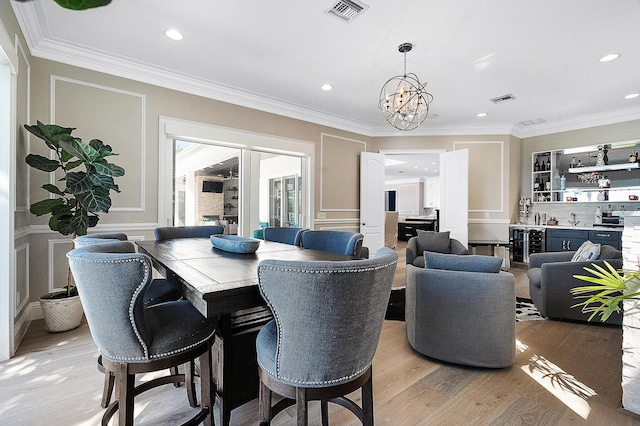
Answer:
10 0 640 141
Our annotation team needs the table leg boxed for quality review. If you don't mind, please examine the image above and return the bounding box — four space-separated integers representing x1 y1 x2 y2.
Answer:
212 307 273 426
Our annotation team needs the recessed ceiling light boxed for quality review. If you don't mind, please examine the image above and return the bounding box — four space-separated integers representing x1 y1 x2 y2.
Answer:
321 84 333 91
165 29 183 41
625 93 639 99
476 112 488 117
599 53 620 62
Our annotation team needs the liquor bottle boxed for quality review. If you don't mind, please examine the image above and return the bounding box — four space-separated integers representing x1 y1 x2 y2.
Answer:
595 206 602 225
560 172 566 190
632 148 639 163
546 156 551 171
570 156 577 168
534 177 540 191
534 159 540 171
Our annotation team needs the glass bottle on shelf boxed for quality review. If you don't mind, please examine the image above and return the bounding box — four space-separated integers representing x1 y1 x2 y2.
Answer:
570 156 577 168
553 171 560 190
534 159 540 171
560 172 566 190
546 156 551 171
533 177 540 191
631 148 638 163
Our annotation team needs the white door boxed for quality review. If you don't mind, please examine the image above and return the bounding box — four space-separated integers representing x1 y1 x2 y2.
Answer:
439 149 469 247
360 152 385 256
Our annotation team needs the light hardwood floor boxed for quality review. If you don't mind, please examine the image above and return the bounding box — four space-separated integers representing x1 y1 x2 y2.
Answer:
1 243 639 425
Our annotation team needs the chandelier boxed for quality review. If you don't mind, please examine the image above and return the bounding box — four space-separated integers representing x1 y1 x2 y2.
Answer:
378 43 433 131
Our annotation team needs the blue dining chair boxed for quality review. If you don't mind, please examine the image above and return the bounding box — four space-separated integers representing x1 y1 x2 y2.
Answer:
263 227 307 246
67 241 217 426
155 225 225 240
300 230 365 256
74 232 184 409
255 247 398 425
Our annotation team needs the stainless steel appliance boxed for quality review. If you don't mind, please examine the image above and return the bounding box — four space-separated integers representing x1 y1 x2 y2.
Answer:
510 227 545 265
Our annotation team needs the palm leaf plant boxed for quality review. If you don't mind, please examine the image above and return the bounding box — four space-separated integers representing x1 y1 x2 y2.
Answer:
25 121 125 297
572 261 640 322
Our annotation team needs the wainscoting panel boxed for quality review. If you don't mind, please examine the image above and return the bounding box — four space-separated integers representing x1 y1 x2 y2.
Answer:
51 75 146 212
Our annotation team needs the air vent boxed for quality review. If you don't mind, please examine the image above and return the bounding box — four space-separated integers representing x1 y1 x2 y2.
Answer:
518 118 546 126
327 0 368 23
489 93 516 104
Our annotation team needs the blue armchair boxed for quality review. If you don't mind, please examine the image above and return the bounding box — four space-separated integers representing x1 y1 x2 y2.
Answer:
405 252 516 368
255 247 398 424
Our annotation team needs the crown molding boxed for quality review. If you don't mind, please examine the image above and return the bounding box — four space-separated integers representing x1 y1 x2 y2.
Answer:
12 1 639 140
510 106 640 139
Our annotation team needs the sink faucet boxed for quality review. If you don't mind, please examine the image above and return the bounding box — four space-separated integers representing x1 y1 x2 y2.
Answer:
568 212 580 226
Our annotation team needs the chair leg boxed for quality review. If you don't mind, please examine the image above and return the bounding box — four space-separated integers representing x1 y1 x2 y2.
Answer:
185 360 198 407
113 363 135 426
296 387 308 426
171 366 181 388
321 400 329 426
198 348 215 426
101 369 115 408
258 379 272 425
362 373 374 426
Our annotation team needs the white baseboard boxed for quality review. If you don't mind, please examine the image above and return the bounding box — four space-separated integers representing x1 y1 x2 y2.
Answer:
29 301 43 321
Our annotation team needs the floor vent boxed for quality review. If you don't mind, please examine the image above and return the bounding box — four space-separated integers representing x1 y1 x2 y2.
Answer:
327 0 368 23
490 93 516 104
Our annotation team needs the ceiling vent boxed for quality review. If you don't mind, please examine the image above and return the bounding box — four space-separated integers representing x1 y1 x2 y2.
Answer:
327 0 368 23
518 118 546 126
490 93 516 104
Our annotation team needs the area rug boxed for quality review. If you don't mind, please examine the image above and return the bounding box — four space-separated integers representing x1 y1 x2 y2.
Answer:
515 297 546 322
385 290 546 322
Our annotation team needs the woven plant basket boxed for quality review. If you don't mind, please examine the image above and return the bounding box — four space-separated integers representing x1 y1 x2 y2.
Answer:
39 292 84 332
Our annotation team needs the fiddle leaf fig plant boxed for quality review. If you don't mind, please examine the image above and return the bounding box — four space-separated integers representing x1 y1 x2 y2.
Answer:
53 0 112 10
25 121 125 296
571 261 640 322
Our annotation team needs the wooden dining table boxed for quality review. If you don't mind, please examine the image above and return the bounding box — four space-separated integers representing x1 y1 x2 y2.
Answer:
136 237 357 425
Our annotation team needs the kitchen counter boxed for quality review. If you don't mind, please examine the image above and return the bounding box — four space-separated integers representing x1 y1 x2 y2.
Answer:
509 223 623 231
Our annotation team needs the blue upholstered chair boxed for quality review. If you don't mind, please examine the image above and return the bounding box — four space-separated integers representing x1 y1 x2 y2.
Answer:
67 241 216 426
256 247 398 425
300 230 365 256
154 225 225 240
405 252 515 368
263 227 307 246
74 232 185 409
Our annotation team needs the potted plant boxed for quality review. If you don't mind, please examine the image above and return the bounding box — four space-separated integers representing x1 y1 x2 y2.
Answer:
25 121 125 332
572 261 640 321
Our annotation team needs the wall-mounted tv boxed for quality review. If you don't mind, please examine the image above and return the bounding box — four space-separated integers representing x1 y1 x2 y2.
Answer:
202 181 223 193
